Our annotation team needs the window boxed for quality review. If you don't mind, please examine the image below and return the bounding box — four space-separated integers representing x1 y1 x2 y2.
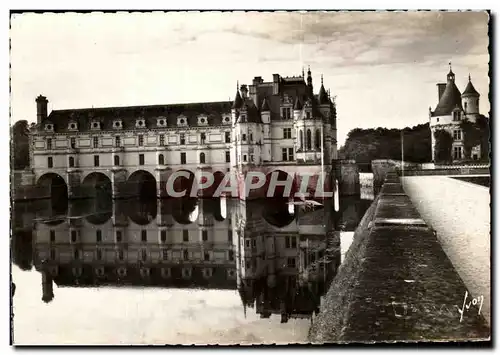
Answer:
229 250 234 261
242 133 247 142
249 133 253 142
282 148 294 161
453 111 460 121
71 230 77 243
228 230 232 242
159 134 165 146
141 230 147 242
306 129 312 150
285 236 297 248
96 249 102 261
200 152 206 164
139 154 145 165
160 230 167 243
68 156 75 168
47 157 53 168
74 249 80 260
94 155 100 167
225 131 231 143
204 252 210 261
114 155 120 166
96 230 102 242
306 111 311 119
70 137 76 149
162 249 168 260
200 133 206 144
47 138 52 150
138 135 144 146
116 230 122 242
282 107 291 119
243 154 247 162
93 136 99 148
245 239 251 248
50 249 56 260
202 230 208 241
453 146 463 160
115 136 121 147
180 133 185 145
453 130 462 140
118 250 124 260
287 257 296 268
158 154 164 165
183 230 189 242
180 152 186 164
141 249 147 261
225 151 230 163
183 250 189 260
283 128 292 139
315 129 321 149
299 130 304 149
250 155 254 162
50 230 55 242
464 102 468 112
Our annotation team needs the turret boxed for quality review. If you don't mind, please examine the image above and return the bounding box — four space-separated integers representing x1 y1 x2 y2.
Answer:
462 74 480 115
36 95 48 124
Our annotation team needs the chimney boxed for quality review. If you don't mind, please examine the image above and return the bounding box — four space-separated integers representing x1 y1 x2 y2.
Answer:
240 84 248 99
252 76 263 86
36 95 48 124
437 83 446 101
272 74 280 95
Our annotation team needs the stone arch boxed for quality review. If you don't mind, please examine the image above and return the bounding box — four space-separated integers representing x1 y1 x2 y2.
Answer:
82 172 112 199
171 169 196 197
171 198 198 225
37 173 68 202
127 170 157 199
126 199 157 225
299 130 304 150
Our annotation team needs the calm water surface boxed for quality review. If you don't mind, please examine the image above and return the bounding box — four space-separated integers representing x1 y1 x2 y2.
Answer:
12 187 373 345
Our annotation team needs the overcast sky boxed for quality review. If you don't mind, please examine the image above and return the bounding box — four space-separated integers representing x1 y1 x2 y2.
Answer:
10 11 489 145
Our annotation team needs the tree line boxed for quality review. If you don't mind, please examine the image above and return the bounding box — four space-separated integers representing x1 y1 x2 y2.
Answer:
338 123 432 164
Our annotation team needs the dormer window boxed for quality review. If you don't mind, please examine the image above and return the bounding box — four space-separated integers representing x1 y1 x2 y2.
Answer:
68 122 78 131
90 121 101 130
223 116 231 125
306 111 311 119
177 115 188 127
182 267 192 279
198 115 208 126
202 268 213 279
44 123 54 132
156 117 167 128
113 120 123 129
135 119 146 128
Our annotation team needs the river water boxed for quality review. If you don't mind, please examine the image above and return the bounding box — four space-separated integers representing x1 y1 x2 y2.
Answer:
11 183 373 345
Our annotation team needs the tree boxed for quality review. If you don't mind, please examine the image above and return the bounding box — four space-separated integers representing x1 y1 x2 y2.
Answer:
11 120 30 169
433 129 453 163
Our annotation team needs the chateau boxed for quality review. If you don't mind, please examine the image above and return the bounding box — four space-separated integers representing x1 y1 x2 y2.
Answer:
429 65 486 162
29 68 338 200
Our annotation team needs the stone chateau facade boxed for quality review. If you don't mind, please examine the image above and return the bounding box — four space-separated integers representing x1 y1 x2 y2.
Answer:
29 67 338 199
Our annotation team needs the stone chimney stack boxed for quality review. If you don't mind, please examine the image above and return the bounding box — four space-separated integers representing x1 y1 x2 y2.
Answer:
36 95 48 124
240 84 248 99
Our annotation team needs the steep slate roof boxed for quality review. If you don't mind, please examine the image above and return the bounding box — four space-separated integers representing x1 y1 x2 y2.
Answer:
432 81 463 117
45 101 233 132
318 84 329 105
462 79 480 97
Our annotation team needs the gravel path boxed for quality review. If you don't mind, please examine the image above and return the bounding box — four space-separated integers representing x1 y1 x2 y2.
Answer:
401 176 491 325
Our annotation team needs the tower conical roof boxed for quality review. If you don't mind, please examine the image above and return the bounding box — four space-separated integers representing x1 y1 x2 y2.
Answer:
318 85 329 105
433 80 463 116
261 98 270 112
232 90 243 109
462 77 479 97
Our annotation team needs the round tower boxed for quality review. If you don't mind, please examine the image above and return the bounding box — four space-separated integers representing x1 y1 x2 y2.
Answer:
462 74 480 116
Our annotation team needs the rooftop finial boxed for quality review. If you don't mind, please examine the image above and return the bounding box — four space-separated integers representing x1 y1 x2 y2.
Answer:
449 61 452 71
302 66 305 78
237 80 239 90
321 74 324 85
469 73 471 82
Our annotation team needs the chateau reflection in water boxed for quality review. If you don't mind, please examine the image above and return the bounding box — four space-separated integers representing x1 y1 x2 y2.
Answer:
12 194 372 323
